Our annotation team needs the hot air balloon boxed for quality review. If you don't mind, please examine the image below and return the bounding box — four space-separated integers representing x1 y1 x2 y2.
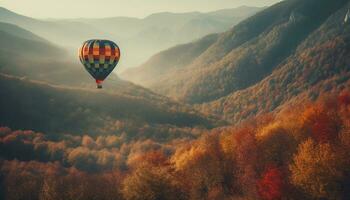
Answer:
79 39 121 89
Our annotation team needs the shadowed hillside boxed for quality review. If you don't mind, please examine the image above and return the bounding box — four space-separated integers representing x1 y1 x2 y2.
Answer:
0 74 219 138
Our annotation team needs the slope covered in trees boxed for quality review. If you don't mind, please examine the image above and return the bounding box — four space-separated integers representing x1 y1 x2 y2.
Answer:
123 0 349 104
200 1 350 123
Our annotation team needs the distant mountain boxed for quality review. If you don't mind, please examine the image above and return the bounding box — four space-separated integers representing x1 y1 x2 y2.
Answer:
0 6 263 70
122 0 349 105
0 22 73 80
0 21 95 87
0 22 62 56
0 7 105 49
0 22 44 42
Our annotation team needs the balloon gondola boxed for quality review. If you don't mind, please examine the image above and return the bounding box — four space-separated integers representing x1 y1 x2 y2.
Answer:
79 39 121 89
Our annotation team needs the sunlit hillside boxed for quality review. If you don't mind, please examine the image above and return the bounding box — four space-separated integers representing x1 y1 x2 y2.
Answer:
123 0 349 104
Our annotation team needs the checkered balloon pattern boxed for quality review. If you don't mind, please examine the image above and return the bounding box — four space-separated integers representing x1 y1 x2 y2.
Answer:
79 40 120 81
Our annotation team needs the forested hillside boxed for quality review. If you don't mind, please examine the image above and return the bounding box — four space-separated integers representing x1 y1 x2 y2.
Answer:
199 1 350 123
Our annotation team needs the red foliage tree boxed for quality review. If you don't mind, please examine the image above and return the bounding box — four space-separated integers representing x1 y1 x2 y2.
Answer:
257 166 285 200
338 91 350 106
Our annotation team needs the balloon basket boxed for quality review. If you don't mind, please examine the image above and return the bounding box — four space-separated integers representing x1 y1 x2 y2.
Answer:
96 80 103 89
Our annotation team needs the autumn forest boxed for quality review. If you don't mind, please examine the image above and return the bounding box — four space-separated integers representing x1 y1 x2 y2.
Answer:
0 0 350 199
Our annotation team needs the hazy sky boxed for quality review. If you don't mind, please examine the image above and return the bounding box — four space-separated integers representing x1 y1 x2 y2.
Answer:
0 0 281 19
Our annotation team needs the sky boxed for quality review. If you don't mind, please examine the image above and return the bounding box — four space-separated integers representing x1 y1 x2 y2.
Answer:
0 0 281 19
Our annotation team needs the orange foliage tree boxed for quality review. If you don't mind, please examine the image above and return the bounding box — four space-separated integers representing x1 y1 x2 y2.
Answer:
302 99 342 143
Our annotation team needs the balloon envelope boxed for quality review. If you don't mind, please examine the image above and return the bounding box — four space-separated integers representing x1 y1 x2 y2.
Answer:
79 39 120 88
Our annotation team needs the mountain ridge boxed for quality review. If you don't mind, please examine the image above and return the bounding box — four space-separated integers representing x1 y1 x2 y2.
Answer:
0 6 263 69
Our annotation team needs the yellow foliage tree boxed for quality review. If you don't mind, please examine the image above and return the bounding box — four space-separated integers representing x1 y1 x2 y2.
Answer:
122 165 184 200
289 139 346 199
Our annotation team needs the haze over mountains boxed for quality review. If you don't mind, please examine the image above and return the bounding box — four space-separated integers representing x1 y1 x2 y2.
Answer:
1 0 349 128
0 21 220 139
0 6 262 70
123 0 350 123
